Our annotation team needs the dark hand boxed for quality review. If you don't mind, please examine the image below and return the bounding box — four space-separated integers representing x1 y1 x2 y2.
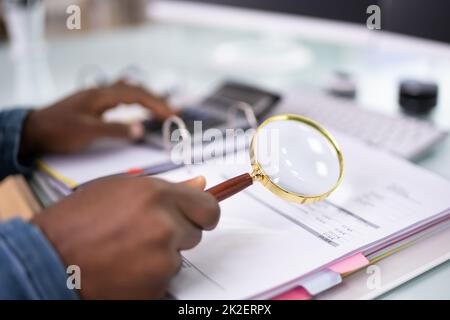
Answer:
20 81 175 156
32 176 220 299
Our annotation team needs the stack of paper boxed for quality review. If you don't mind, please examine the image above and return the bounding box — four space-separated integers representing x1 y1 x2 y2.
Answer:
31 130 450 299
154 132 450 299
33 135 249 206
31 139 174 205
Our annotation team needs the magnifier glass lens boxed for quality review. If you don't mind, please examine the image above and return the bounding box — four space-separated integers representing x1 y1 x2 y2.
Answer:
255 119 341 197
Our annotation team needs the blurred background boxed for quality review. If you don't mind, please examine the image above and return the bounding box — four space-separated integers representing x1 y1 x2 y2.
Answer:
0 0 148 38
1 1 450 41
1 0 450 126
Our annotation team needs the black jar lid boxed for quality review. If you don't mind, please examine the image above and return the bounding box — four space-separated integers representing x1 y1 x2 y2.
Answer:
399 79 438 114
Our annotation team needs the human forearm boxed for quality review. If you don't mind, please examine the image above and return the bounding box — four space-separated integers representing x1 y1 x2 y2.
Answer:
0 109 35 180
0 218 79 299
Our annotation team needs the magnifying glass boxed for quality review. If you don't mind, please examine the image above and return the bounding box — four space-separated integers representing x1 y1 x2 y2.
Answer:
206 114 344 204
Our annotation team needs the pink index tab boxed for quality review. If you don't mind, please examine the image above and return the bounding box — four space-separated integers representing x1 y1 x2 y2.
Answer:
272 287 311 300
328 253 369 274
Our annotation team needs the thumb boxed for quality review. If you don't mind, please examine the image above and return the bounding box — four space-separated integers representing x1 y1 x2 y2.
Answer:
181 176 206 190
93 121 145 141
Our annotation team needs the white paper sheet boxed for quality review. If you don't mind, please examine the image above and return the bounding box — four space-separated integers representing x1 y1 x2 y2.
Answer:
157 132 450 299
40 139 171 187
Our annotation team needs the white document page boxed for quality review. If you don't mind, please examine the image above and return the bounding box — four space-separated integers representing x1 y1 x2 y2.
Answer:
157 132 450 300
40 140 170 187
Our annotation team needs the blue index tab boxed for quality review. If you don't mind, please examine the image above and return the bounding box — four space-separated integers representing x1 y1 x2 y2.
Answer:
297 269 342 296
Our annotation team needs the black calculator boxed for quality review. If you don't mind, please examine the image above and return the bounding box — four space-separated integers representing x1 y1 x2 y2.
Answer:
143 81 281 147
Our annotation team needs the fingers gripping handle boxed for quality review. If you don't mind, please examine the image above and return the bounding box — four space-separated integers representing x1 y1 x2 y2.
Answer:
206 173 253 202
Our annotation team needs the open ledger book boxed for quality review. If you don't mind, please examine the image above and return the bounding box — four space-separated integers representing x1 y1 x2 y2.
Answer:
156 132 450 300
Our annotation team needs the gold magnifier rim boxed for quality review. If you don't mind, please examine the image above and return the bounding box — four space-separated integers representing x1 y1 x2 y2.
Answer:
249 114 344 204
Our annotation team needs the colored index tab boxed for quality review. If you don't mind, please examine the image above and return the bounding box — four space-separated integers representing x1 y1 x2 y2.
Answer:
272 287 311 300
298 269 342 296
328 253 369 275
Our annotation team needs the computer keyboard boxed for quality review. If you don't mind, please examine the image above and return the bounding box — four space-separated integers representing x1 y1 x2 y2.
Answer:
282 92 448 160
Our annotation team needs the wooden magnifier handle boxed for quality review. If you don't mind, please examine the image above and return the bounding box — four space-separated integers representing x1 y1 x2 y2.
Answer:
206 173 253 202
